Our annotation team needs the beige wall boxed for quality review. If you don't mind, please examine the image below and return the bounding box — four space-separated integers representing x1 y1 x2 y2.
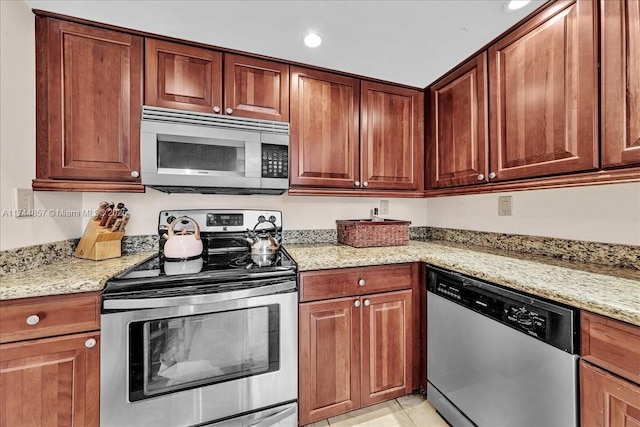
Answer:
1 0 638 251
0 0 82 251
81 191 428 235
426 183 640 245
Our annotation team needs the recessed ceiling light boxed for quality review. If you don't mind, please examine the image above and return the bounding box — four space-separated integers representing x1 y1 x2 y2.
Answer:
304 33 322 48
503 0 531 12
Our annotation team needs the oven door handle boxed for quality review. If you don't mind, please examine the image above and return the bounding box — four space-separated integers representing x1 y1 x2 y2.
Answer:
102 280 296 310
247 404 296 427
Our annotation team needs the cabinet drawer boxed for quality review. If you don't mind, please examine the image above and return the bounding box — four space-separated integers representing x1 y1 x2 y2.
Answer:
0 293 100 344
581 311 640 384
300 264 413 302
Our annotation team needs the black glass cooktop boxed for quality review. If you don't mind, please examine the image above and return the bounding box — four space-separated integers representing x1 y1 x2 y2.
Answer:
103 247 297 296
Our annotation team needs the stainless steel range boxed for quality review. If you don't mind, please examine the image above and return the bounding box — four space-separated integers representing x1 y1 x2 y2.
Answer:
100 209 298 427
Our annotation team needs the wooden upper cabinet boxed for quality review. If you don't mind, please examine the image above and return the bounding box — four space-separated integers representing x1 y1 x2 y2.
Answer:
145 41 289 121
601 0 640 168
428 53 488 189
361 290 413 407
224 54 289 121
34 18 143 191
290 67 360 188
488 0 598 182
145 39 223 113
361 82 423 191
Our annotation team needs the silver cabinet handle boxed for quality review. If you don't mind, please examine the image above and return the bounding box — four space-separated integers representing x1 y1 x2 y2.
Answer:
225 107 234 115
363 181 369 187
85 338 97 348
354 300 361 308
130 170 139 178
488 172 496 179
26 315 40 326
477 174 484 181
355 181 361 187
213 106 221 113
358 278 366 286
364 299 371 307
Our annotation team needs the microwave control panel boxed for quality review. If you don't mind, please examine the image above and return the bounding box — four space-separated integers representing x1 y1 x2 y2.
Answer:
262 144 288 178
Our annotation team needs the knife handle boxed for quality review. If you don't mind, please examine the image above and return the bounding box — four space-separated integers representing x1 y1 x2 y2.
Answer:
118 214 130 232
93 201 109 221
105 210 119 229
99 208 112 227
111 218 123 232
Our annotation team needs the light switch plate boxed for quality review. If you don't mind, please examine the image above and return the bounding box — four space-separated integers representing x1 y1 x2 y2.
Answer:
498 196 512 216
379 199 389 216
15 188 34 217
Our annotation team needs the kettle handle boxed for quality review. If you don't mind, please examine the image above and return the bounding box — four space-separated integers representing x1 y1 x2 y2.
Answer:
253 220 278 235
167 216 201 240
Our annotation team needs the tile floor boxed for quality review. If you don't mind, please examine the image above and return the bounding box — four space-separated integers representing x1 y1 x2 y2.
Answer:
304 394 450 427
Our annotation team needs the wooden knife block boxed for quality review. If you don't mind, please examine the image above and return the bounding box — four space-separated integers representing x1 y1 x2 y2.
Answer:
75 220 125 260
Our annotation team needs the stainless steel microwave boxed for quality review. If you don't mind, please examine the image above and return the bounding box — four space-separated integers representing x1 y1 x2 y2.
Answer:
140 106 289 194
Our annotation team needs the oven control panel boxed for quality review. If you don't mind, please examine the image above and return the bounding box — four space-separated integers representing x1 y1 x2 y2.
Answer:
158 209 283 234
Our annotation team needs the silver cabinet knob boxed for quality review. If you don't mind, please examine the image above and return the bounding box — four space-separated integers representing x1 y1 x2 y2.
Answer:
26 315 40 326
362 181 369 187
131 170 139 178
213 106 221 113
358 278 366 287
477 174 484 181
354 300 361 308
225 107 233 115
488 172 497 179
364 299 371 307
355 181 361 187
85 338 96 348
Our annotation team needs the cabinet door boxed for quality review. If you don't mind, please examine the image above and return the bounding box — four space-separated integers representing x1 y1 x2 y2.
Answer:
36 18 142 184
488 0 598 181
601 0 640 168
299 298 360 425
290 67 360 188
428 53 488 188
145 39 223 113
580 361 640 427
361 82 423 191
361 290 412 407
0 332 100 427
224 54 289 121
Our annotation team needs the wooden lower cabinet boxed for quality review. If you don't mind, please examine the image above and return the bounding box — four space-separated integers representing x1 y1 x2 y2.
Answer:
580 311 640 427
299 289 412 425
0 332 100 427
580 361 640 427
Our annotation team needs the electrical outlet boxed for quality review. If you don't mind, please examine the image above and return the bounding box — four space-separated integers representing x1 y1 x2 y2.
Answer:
498 196 512 216
379 199 389 216
15 188 34 217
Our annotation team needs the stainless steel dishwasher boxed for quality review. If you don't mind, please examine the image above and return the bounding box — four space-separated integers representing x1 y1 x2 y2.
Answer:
426 266 579 427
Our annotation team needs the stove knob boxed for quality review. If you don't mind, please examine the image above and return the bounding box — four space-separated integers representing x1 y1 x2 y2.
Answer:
269 215 276 223
166 216 176 225
258 215 266 223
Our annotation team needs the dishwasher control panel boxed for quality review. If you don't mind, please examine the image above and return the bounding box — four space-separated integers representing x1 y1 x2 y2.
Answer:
428 267 578 353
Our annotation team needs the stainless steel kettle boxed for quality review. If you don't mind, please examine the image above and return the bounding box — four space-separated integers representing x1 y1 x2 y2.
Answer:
245 221 280 267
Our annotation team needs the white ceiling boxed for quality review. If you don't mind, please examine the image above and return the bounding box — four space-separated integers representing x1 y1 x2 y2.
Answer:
24 0 546 88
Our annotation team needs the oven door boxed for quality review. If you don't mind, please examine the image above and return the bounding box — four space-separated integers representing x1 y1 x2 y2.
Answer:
101 282 297 427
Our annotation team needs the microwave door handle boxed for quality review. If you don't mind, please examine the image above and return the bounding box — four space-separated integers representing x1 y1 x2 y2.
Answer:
247 405 296 427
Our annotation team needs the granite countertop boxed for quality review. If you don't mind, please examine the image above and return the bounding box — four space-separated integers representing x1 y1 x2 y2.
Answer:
0 251 157 300
1 240 638 328
286 241 640 327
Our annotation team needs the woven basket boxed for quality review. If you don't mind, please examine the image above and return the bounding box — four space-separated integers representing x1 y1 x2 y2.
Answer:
336 219 411 248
